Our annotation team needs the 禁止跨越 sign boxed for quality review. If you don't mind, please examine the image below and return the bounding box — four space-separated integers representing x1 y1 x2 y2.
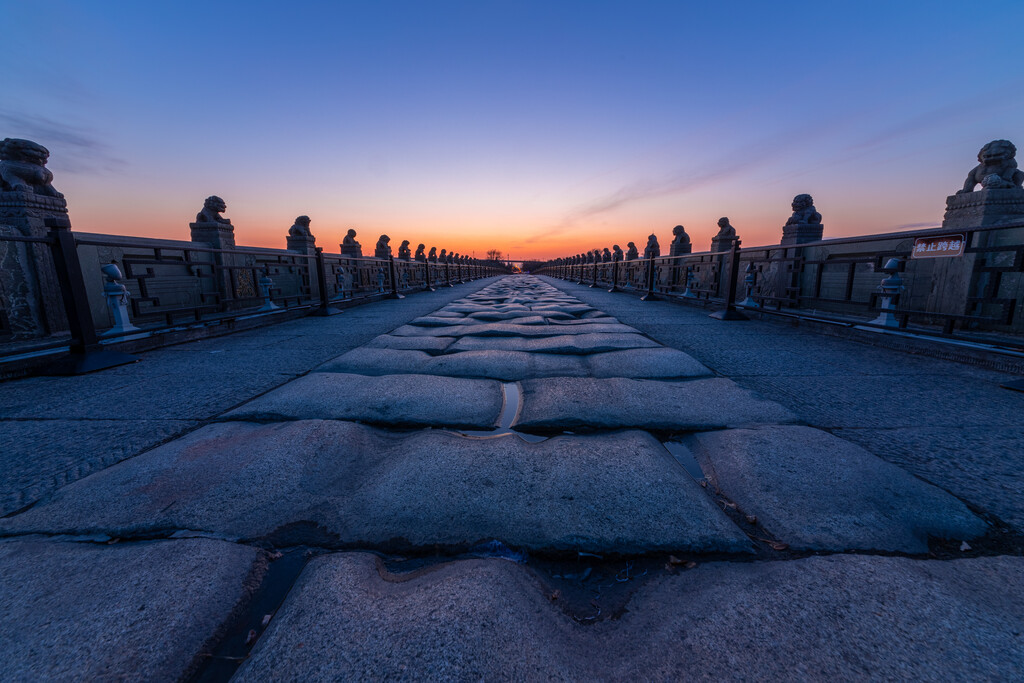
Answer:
911 234 965 259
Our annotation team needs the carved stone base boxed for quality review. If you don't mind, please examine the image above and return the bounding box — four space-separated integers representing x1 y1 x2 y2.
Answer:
286 234 316 254
340 246 363 258
781 223 824 246
0 191 70 336
190 222 236 249
710 236 736 253
942 189 1024 229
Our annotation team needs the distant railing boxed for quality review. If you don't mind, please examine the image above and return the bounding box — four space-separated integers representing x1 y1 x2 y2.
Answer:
535 222 1024 348
0 224 506 369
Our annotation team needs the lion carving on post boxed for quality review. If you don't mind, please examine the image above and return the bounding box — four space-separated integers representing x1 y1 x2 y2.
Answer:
196 196 231 224
785 194 822 225
0 138 64 198
958 139 1024 193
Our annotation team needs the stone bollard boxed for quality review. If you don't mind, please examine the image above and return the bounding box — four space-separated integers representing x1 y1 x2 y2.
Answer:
682 265 697 298
258 268 279 312
871 258 904 327
99 263 141 336
738 262 759 308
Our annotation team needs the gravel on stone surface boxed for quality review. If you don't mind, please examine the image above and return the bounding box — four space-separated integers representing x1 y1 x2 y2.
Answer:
235 552 1024 681
686 425 988 552
2 420 752 554
223 372 503 428
517 377 797 431
0 538 265 682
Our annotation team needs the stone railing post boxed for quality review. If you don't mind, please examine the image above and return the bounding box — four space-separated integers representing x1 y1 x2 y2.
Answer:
388 256 405 299
285 216 318 304
640 257 658 302
189 196 237 307
45 216 137 373
710 238 749 320
311 247 342 316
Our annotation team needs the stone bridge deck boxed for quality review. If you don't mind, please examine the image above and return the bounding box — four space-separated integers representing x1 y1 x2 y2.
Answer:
1 275 1021 680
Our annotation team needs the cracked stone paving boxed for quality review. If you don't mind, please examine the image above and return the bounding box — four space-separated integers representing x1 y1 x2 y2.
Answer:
1 275 1021 681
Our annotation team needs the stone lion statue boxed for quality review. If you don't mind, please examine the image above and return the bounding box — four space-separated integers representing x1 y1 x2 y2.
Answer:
289 215 312 237
670 225 691 256
612 245 624 262
625 242 639 261
715 217 736 238
602 247 612 262
0 138 63 197
397 240 412 260
415 243 426 261
643 234 660 259
374 234 391 259
196 196 231 224
428 246 437 262
785 194 822 225
959 139 1023 193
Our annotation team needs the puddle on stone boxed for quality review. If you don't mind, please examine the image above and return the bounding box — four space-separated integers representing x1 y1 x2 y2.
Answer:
662 441 707 482
498 382 521 429
449 382 547 442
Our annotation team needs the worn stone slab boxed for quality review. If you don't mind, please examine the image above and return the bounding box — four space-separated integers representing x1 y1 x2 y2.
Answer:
529 304 599 315
437 304 494 313
0 538 265 682
2 421 751 554
423 309 466 318
407 315 478 327
428 349 589 379
835 426 1024 531
467 310 555 321
235 553 576 681
448 333 660 355
223 373 502 428
318 347 589 379
389 321 640 337
687 426 988 552
236 553 1024 681
518 377 797 430
546 316 620 325
0 418 198 517
315 347 432 375
586 347 713 379
362 334 456 352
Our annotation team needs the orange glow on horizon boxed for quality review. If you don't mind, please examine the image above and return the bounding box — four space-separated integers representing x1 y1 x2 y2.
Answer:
60 177 948 262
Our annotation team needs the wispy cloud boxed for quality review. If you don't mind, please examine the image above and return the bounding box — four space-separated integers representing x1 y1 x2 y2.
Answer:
522 121 833 245
836 79 1024 163
894 221 941 230
0 109 127 174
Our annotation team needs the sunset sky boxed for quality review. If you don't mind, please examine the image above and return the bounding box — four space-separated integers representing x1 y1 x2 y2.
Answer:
3 1 1022 260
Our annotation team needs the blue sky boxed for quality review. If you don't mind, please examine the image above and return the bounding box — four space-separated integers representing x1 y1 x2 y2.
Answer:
3 0 1022 258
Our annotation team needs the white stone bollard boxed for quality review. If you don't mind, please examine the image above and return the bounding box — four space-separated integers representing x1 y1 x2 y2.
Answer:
258 270 280 312
100 263 141 337
871 258 904 328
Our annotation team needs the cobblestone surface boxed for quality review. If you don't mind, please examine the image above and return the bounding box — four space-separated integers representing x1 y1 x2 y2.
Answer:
1 274 1019 679
0 278 499 516
546 276 1024 531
